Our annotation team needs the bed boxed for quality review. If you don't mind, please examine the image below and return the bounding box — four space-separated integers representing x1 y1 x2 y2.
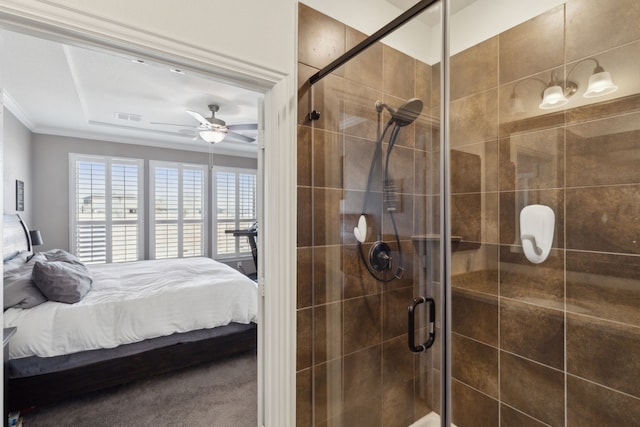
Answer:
2 213 258 411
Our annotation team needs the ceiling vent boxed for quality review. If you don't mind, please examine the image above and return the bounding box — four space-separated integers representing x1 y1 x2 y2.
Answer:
115 112 142 122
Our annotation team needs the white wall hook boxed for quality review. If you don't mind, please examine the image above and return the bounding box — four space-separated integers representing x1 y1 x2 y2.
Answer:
520 204 555 264
354 215 368 243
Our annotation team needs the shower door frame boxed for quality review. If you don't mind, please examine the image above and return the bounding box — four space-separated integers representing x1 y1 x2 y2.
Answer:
306 0 454 425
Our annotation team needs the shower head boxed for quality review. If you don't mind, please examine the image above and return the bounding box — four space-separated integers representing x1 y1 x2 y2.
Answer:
393 98 423 126
375 98 424 127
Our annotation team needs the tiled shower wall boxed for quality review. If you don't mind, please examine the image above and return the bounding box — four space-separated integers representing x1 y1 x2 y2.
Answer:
296 3 436 426
448 1 640 426
296 0 640 426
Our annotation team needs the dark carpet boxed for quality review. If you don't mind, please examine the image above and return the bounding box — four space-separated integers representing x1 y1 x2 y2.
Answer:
21 351 257 427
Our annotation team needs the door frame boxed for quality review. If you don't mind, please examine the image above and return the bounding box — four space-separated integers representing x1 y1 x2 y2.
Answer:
0 4 297 426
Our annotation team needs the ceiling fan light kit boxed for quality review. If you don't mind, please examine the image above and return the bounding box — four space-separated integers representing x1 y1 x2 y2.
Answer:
151 104 258 144
186 104 257 144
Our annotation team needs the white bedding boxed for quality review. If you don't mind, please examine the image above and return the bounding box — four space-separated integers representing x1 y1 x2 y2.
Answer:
4 257 258 359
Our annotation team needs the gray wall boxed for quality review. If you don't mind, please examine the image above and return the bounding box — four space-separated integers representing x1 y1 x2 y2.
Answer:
31 134 256 267
3 110 33 226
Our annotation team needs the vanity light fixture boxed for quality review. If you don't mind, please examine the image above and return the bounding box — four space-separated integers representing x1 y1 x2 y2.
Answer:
509 58 618 112
583 62 618 97
539 70 577 110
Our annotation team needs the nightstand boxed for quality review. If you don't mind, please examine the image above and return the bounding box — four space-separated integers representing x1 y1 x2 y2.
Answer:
4 327 16 424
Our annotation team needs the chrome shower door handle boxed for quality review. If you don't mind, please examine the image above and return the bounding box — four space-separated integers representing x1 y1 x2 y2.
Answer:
408 296 436 353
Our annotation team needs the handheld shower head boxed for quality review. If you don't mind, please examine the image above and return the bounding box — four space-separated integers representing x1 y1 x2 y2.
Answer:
375 98 424 127
392 98 423 127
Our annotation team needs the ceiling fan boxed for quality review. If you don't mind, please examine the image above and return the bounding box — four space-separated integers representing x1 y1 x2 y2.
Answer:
152 104 257 144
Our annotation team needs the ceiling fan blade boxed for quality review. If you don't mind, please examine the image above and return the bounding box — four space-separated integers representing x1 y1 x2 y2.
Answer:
151 121 195 127
185 110 211 127
227 123 258 131
226 131 256 143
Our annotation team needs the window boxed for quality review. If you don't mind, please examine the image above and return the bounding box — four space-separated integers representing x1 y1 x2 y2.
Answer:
150 161 208 259
213 167 257 259
69 154 143 264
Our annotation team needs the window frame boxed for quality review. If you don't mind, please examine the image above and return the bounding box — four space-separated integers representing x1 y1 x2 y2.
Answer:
212 166 258 260
68 153 144 263
149 160 209 259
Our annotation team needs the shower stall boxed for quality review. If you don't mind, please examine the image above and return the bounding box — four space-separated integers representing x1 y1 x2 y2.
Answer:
296 0 640 426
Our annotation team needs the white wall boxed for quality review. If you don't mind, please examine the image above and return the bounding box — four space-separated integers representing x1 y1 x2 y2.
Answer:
31 133 256 257
2 109 32 224
0 0 297 81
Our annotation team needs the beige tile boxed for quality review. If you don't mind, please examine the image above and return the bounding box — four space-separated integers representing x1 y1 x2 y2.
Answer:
344 28 383 89
499 5 565 84
499 246 565 311
451 36 498 100
343 346 382 410
297 186 312 247
500 351 565 426
500 404 548 427
566 185 640 254
382 380 415 427
313 245 343 305
452 288 498 346
566 0 640 62
386 144 415 194
298 3 345 72
382 287 413 341
451 193 481 242
383 45 415 100
566 251 640 327
313 302 343 364
567 375 640 427
452 249 499 296
567 93 640 125
451 148 481 194
296 368 313 427
499 128 565 191
500 299 564 369
451 379 499 427
450 89 499 147
342 244 383 299
452 333 498 398
343 294 381 354
343 135 379 192
313 188 344 246
298 125 312 187
314 359 344 424
566 112 640 187
313 129 343 189
297 247 313 309
567 313 640 399
415 60 432 110
297 308 313 371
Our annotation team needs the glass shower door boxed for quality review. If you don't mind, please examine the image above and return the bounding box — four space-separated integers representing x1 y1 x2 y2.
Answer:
296 2 443 426
447 0 640 425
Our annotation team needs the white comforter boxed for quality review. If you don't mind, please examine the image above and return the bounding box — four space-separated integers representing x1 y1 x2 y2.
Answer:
4 257 258 359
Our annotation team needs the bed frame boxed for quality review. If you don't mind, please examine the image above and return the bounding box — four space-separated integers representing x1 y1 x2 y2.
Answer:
3 214 257 411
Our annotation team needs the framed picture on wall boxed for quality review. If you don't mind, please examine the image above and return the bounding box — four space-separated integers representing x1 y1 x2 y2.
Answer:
16 180 24 211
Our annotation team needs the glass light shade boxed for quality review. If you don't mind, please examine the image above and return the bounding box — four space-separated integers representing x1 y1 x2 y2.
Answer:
539 85 569 109
583 71 618 98
199 129 226 143
508 93 525 114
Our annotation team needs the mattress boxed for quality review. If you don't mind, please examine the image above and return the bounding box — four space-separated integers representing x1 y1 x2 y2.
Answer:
4 257 258 359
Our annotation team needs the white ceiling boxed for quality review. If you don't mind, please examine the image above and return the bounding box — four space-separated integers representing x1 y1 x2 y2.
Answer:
1 28 262 158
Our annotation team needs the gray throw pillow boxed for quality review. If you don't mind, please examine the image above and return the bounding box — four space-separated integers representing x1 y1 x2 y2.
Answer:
32 258 93 304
